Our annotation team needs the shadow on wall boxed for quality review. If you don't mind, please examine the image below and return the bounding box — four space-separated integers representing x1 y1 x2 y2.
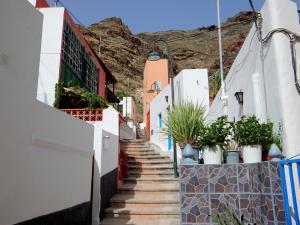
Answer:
100 130 119 221
92 158 100 225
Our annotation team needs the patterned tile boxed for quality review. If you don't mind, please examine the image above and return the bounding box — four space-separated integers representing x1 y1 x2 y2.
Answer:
238 164 251 193
210 194 240 222
261 194 274 224
209 165 237 193
181 194 210 223
180 162 285 225
269 162 282 194
252 194 262 224
274 194 286 223
239 194 252 223
180 166 209 193
261 162 271 193
249 164 261 193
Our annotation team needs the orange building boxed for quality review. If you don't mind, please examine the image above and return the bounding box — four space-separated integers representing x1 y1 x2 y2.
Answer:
143 59 169 124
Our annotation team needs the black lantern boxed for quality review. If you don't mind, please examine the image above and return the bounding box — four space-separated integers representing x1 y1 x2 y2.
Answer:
235 91 243 105
165 96 169 103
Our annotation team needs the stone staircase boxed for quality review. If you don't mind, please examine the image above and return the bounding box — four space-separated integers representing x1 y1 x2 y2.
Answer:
101 139 180 225
136 126 146 140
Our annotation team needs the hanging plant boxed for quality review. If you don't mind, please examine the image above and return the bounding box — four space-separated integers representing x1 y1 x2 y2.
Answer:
54 81 108 109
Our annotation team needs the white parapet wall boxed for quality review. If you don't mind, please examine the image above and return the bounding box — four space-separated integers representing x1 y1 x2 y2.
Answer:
208 0 300 158
0 1 94 224
150 69 209 154
36 7 65 106
88 107 120 224
120 121 136 140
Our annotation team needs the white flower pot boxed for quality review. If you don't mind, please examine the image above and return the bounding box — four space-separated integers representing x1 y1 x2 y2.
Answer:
202 146 222 164
242 145 262 163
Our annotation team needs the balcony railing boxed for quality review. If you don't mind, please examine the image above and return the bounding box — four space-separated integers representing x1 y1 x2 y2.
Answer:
105 88 120 104
61 109 103 121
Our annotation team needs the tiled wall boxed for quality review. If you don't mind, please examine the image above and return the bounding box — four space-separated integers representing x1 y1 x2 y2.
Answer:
180 162 285 225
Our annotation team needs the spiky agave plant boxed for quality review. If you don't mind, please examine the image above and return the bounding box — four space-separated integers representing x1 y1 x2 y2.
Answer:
161 101 206 147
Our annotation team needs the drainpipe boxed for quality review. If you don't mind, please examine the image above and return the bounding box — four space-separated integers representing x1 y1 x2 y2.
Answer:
216 0 229 116
252 73 267 122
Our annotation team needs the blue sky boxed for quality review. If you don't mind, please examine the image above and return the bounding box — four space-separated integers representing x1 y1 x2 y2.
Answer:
51 0 265 34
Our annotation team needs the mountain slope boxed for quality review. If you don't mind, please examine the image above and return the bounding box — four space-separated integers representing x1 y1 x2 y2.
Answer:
81 12 255 98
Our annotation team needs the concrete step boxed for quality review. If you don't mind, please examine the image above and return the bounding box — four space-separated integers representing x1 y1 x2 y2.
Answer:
128 170 174 177
128 160 173 165
120 143 148 146
123 149 153 153
121 144 149 148
126 152 161 157
129 169 174 175
128 155 170 160
128 165 173 170
118 183 179 194
105 206 180 219
100 218 180 225
110 193 179 208
120 140 146 144
124 176 178 184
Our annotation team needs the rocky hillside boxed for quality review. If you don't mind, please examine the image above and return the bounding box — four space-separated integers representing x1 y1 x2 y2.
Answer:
81 11 255 98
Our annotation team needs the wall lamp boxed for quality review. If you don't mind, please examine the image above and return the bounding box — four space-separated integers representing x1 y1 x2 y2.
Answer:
165 96 169 103
234 91 244 105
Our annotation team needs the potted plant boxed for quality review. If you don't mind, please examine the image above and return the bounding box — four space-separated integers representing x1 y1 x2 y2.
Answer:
233 115 273 163
162 101 206 162
197 116 231 164
224 139 240 164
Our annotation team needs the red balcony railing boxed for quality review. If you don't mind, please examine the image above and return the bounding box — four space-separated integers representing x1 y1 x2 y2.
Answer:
61 109 103 121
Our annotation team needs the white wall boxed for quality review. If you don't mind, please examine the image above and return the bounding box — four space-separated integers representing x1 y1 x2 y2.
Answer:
150 69 209 153
0 1 94 225
36 7 65 106
120 122 136 140
209 0 300 158
27 0 37 6
88 107 120 225
120 97 136 120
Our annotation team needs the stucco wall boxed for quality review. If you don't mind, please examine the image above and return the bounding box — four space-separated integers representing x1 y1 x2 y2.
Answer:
88 107 120 225
36 7 65 106
120 122 136 140
209 0 300 158
0 1 94 224
150 69 209 154
120 97 135 119
143 59 169 122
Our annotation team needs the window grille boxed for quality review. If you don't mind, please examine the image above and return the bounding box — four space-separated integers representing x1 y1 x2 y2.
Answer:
61 21 98 93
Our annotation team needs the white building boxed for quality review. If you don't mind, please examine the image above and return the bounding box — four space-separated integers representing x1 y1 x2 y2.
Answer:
150 69 209 154
27 0 119 107
209 0 300 158
0 1 94 224
119 97 137 122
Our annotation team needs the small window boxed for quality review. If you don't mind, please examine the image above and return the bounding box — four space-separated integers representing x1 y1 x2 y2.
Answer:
158 113 162 128
155 81 161 91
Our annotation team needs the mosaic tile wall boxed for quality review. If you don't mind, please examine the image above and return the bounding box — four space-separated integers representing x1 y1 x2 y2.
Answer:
180 162 285 225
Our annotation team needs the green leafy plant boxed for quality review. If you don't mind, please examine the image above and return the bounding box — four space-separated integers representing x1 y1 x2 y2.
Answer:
54 81 63 109
162 101 206 147
272 133 283 151
54 81 108 109
233 115 273 152
213 207 249 225
209 70 221 99
196 116 231 149
116 90 127 99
